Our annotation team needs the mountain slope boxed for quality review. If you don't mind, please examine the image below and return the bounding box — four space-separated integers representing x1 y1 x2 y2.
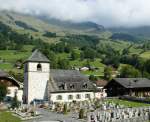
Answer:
108 26 150 39
0 11 105 37
38 15 105 32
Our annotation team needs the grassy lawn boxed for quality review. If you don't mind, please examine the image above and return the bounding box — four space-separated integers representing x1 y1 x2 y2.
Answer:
98 40 131 52
129 45 143 55
0 63 13 70
0 50 31 63
105 99 150 107
0 45 33 72
70 59 105 76
81 68 104 76
0 111 21 122
140 51 150 59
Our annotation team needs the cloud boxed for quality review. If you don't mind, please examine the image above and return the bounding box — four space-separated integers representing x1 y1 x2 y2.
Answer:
0 0 150 27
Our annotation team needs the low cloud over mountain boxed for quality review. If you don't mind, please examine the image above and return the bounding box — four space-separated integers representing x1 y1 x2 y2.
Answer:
0 0 150 27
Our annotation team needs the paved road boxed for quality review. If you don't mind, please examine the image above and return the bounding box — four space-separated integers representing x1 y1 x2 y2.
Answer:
25 109 86 122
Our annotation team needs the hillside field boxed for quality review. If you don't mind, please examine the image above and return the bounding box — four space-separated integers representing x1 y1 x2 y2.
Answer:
0 40 149 77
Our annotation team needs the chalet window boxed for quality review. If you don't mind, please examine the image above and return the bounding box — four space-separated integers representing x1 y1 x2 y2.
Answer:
85 94 90 99
76 94 81 99
68 95 73 100
57 95 62 100
83 83 87 89
37 63 42 71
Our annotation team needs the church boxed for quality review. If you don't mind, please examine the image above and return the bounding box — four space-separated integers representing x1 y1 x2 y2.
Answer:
23 50 106 104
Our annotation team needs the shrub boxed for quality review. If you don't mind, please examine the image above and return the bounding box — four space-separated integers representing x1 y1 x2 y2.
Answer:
79 109 84 119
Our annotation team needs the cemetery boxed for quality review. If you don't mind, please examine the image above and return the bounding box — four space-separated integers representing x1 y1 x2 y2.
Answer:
87 99 150 122
3 98 150 122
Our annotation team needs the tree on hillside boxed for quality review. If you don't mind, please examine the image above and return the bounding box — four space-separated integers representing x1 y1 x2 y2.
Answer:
122 48 129 55
57 58 70 69
41 49 57 69
120 65 141 78
70 50 80 60
145 59 150 74
83 48 97 60
104 66 113 81
80 51 85 61
89 75 98 81
102 55 120 68
85 59 91 68
0 84 7 102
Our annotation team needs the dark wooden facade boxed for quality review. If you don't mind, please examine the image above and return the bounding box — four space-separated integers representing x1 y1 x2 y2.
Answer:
105 78 150 97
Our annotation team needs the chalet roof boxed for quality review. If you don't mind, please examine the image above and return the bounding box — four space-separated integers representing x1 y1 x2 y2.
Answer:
48 69 96 93
25 49 50 63
0 70 23 88
113 78 150 88
0 70 9 77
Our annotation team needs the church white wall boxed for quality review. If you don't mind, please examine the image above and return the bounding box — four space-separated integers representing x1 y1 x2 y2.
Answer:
50 92 95 103
23 73 28 102
24 62 50 104
28 62 50 72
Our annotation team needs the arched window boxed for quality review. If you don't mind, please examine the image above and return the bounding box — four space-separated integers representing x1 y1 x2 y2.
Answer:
68 95 73 100
57 95 62 100
37 63 42 71
85 94 91 99
76 94 81 99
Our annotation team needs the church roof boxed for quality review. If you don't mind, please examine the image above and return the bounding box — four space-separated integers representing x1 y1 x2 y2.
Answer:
25 49 50 63
48 69 96 93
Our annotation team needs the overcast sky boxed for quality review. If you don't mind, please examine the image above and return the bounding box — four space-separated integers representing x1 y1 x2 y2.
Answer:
0 0 150 27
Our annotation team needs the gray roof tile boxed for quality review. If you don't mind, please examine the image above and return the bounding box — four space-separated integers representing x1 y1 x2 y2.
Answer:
114 78 150 88
26 49 50 63
48 69 96 92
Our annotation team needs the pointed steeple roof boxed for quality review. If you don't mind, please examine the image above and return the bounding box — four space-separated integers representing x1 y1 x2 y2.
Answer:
25 49 50 63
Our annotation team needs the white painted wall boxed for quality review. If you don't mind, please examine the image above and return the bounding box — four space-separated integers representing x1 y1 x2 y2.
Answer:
24 62 50 104
7 86 18 98
50 92 95 103
6 87 23 101
95 89 107 99
17 90 23 101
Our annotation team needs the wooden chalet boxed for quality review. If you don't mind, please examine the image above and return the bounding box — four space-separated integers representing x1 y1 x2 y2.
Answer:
105 78 150 97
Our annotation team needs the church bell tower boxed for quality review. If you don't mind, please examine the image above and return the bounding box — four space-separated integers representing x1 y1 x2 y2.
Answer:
23 49 50 104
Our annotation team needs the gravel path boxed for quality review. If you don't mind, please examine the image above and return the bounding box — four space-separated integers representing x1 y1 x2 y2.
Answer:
25 109 86 122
